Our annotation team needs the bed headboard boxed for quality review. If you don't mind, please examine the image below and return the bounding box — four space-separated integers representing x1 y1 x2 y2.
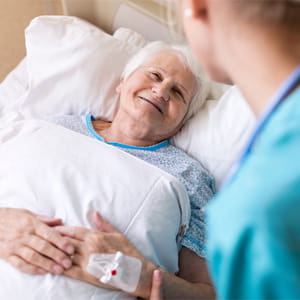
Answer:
62 0 179 41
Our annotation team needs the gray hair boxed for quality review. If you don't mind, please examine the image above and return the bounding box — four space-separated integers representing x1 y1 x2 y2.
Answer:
121 41 209 123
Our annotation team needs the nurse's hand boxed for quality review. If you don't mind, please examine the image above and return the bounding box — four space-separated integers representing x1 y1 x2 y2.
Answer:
56 211 156 298
0 208 74 275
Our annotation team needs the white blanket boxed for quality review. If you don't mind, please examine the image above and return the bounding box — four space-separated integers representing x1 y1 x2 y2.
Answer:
0 117 190 300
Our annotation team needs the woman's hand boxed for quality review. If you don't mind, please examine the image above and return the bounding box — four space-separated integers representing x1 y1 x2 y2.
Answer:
55 212 214 299
0 208 74 275
56 211 156 298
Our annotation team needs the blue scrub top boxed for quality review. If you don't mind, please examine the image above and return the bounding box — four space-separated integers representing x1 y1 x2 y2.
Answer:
206 74 300 298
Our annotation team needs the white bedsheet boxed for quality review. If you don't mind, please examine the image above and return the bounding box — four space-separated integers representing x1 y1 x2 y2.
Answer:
0 116 190 300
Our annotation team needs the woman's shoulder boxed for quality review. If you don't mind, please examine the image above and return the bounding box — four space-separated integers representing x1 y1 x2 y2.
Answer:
164 144 207 168
43 114 84 123
161 144 215 183
43 114 92 137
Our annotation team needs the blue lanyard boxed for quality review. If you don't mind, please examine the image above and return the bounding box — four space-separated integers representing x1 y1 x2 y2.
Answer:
221 65 300 189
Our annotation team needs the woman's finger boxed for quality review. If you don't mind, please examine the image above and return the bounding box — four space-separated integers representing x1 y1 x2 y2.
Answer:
92 211 118 233
149 269 163 300
34 222 74 255
25 234 73 269
54 225 90 241
7 255 48 275
36 214 63 226
16 245 68 275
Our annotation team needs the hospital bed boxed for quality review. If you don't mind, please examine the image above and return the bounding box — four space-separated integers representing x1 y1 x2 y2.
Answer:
0 1 256 299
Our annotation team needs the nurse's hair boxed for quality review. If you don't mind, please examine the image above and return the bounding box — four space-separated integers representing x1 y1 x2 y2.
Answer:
228 0 300 31
121 41 209 123
228 0 300 59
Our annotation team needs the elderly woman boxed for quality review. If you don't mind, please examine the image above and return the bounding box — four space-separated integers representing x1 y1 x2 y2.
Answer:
0 42 215 298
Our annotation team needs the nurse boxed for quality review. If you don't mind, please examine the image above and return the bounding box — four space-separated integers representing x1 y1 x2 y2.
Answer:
150 0 300 299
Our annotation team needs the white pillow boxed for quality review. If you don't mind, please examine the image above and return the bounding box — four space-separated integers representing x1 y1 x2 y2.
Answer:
172 86 255 189
1 16 147 120
0 58 28 116
0 15 256 188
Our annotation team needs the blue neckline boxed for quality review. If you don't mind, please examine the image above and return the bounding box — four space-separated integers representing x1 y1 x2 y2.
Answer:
85 114 169 151
221 65 300 189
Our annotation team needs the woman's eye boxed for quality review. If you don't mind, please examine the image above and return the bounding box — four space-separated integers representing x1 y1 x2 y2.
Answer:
150 72 161 80
173 88 183 99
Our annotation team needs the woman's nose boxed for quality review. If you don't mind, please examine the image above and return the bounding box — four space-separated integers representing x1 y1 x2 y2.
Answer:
152 85 170 102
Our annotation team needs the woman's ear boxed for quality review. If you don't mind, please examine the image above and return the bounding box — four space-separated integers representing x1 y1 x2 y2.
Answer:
184 0 209 22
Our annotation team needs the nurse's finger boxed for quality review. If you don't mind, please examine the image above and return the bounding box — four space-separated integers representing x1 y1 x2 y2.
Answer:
149 269 163 300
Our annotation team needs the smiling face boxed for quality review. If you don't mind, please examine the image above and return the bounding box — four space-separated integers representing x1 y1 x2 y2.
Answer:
115 51 197 141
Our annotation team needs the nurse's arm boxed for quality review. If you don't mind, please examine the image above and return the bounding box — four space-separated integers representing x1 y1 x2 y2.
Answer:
148 246 215 300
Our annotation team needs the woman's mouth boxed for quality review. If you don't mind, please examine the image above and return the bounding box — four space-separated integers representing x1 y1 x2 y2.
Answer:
138 96 163 114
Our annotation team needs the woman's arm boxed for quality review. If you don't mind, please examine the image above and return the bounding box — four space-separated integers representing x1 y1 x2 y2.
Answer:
57 211 215 299
0 207 74 275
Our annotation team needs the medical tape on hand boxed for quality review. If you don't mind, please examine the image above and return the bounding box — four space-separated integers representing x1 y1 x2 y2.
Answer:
86 251 142 293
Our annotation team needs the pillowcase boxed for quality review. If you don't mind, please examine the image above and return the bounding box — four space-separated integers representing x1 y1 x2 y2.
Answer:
0 58 28 101
172 86 255 189
0 58 28 116
0 15 256 188
0 16 147 120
